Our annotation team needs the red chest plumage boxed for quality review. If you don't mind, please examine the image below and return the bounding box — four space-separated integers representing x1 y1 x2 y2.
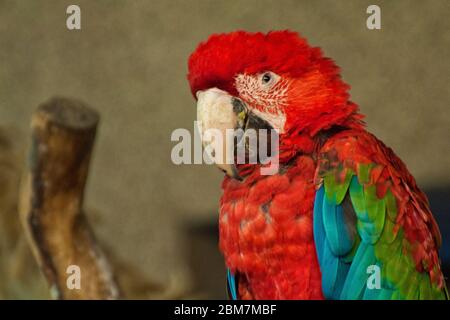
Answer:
219 155 324 299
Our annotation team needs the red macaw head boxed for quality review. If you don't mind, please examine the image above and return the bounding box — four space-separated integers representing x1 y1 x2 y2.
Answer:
188 30 362 178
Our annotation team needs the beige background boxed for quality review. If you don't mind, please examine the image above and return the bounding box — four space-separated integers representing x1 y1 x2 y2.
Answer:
0 0 449 298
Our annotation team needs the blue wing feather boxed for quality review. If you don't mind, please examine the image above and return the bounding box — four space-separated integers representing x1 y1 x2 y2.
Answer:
313 186 326 267
339 242 377 299
314 185 353 299
314 182 385 300
227 269 237 300
322 194 354 256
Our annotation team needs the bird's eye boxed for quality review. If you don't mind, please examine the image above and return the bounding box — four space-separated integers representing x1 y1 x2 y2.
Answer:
259 72 279 88
262 73 272 84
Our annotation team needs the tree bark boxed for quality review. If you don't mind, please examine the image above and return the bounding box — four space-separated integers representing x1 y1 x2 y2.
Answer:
19 97 120 299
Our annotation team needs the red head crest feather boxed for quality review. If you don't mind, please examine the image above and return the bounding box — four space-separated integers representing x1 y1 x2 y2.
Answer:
188 30 335 97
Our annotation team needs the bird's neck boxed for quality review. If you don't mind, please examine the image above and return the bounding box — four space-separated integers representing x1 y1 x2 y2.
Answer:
234 111 365 181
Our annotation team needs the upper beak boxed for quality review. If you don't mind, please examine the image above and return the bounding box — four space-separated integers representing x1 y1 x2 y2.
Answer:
196 88 246 179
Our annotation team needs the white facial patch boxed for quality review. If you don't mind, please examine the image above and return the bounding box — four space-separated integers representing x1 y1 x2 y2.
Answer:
235 73 288 133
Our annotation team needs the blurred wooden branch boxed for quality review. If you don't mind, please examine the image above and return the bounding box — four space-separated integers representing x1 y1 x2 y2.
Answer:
19 97 120 299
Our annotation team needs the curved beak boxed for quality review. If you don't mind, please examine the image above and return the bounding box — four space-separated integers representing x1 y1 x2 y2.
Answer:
196 88 246 179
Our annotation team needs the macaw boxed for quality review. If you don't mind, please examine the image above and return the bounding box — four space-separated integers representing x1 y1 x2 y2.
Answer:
187 30 448 300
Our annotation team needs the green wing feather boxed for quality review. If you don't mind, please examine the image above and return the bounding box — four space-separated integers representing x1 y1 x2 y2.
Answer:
315 153 448 300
